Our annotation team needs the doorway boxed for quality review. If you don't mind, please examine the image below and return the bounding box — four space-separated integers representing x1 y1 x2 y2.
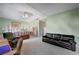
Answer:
39 20 46 37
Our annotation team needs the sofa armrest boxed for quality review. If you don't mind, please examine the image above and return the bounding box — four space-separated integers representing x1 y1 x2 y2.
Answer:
69 40 76 44
13 38 23 55
5 38 23 55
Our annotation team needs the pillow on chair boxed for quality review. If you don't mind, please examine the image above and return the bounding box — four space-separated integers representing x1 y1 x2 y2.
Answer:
0 45 11 55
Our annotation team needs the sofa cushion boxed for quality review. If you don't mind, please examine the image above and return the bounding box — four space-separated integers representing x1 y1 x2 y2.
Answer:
62 35 74 40
46 33 53 38
61 35 74 42
0 45 11 55
53 34 61 40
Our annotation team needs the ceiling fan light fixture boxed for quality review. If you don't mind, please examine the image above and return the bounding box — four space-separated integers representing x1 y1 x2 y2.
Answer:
22 13 29 18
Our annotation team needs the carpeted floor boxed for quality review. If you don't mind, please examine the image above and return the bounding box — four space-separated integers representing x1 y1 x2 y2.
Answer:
21 37 79 55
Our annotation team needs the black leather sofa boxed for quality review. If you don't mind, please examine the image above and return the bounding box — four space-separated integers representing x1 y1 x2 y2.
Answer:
42 33 76 51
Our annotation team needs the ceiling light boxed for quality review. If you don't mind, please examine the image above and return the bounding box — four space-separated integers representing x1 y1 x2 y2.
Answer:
22 13 29 18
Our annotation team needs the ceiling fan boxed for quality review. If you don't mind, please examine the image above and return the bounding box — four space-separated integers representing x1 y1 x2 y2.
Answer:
19 11 33 19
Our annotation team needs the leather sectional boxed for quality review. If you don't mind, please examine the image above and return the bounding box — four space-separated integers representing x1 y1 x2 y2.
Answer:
42 33 76 51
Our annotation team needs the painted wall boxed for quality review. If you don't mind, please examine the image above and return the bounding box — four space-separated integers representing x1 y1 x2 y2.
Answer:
0 18 29 33
46 8 79 46
0 18 12 33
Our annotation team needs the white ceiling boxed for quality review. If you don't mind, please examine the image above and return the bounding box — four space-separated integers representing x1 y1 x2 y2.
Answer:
27 3 79 16
0 3 79 21
0 3 44 21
